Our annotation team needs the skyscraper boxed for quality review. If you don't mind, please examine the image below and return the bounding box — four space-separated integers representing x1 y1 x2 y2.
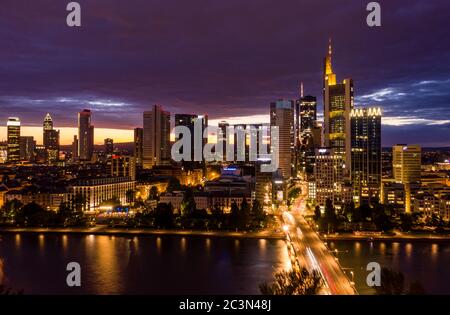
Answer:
133 127 143 168
174 113 208 163
351 107 382 205
392 144 421 212
218 121 229 161
143 105 171 168
72 135 79 159
19 136 36 161
7 117 20 163
323 39 354 173
43 113 60 164
314 148 344 208
78 109 94 161
104 138 114 156
270 99 295 179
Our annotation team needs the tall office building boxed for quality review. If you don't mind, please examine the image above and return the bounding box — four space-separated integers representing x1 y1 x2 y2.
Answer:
218 121 229 161
19 136 36 161
314 148 344 208
143 105 171 168
296 95 319 177
175 113 208 163
133 128 143 168
351 107 382 205
7 117 21 163
104 138 114 156
323 39 354 173
393 144 421 212
111 155 136 180
78 109 94 161
72 135 79 159
43 113 60 164
270 99 295 179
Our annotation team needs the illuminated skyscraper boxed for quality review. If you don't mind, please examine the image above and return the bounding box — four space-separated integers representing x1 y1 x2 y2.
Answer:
175 113 208 163
104 138 114 156
393 144 421 212
133 128 143 168
78 109 94 161
323 39 354 173
7 117 21 163
72 135 79 159
351 107 382 205
270 99 294 179
19 136 36 161
143 105 171 168
43 113 60 164
314 148 344 209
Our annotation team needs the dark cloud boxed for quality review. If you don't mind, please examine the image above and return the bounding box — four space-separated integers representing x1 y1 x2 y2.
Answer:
0 0 449 145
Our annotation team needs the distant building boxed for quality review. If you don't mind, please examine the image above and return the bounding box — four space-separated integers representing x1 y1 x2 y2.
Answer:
393 144 421 212
174 113 208 163
143 105 171 168
351 107 382 205
43 114 60 164
19 136 36 161
7 117 21 163
78 109 94 161
72 135 79 159
133 128 143 167
111 155 136 180
270 99 295 179
104 138 114 156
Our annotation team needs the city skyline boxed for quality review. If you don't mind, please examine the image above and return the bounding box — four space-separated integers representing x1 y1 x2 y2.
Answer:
0 0 449 146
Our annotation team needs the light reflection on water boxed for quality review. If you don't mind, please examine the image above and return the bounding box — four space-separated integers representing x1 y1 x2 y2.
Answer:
0 233 288 295
329 240 450 295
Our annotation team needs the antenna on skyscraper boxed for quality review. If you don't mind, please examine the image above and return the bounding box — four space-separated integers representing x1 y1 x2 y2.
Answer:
300 82 304 98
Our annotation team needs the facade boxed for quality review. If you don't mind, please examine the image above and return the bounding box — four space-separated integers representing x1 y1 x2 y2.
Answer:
43 114 60 164
78 109 94 161
323 40 353 173
19 136 36 161
7 117 21 163
143 105 171 168
71 177 136 212
72 135 79 159
392 144 421 212
314 148 344 208
104 138 114 156
133 127 143 167
270 99 295 179
174 113 208 163
350 107 382 205
111 155 136 180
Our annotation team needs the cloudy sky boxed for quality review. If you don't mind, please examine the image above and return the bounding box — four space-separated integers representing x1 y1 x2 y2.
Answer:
0 0 449 146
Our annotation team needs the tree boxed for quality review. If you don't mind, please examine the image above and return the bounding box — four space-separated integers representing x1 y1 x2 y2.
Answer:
166 177 181 193
229 201 240 230
372 202 393 232
359 203 372 222
314 205 321 223
15 202 56 227
399 213 413 232
322 198 338 233
154 203 175 229
259 268 322 295
238 198 251 230
251 200 267 228
126 189 135 205
0 199 23 223
149 186 159 201
180 188 196 217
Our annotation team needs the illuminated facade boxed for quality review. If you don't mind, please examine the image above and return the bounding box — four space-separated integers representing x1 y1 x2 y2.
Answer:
323 40 353 173
43 113 60 164
133 128 143 167
19 136 36 161
350 107 382 205
393 144 421 212
7 117 21 163
314 148 344 208
143 105 171 168
72 177 136 212
78 109 94 161
270 99 295 179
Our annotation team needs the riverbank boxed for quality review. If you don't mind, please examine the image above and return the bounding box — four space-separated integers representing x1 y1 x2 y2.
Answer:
321 233 450 243
0 226 284 239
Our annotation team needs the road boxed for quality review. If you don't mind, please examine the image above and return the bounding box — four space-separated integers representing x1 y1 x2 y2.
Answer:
282 182 357 295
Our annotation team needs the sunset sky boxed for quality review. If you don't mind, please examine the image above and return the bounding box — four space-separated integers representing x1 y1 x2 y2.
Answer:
0 0 449 146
